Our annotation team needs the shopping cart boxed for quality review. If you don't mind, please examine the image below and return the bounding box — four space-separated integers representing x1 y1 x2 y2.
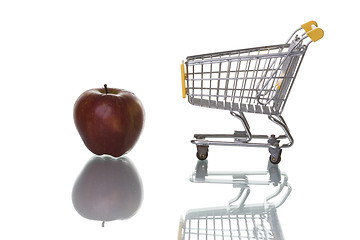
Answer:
178 162 292 240
181 21 324 164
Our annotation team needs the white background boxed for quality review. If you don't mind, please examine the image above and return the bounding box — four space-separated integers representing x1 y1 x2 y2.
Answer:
1 0 359 239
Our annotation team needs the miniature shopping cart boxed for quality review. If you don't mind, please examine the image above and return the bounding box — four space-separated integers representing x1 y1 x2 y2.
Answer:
178 162 292 240
181 21 324 164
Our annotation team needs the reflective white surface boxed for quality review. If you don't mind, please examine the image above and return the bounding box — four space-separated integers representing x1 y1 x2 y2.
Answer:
180 161 290 240
0 1 359 239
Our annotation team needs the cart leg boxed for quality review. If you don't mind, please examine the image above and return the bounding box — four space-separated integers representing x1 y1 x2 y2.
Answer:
196 144 209 160
230 111 252 142
228 186 250 210
268 115 294 148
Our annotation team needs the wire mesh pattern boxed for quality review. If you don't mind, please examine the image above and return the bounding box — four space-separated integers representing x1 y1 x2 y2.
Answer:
185 44 305 115
182 207 282 240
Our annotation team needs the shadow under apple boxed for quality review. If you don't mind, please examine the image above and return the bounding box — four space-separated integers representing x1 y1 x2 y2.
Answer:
72 155 143 226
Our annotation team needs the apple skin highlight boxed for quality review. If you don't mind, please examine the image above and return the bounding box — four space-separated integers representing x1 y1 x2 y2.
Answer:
74 86 144 157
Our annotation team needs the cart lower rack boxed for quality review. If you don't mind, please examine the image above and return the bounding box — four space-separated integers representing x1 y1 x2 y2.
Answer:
181 21 324 164
178 162 292 240
180 204 284 240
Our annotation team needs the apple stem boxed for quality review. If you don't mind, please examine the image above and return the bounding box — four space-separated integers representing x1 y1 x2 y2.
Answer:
102 221 105 227
104 84 108 94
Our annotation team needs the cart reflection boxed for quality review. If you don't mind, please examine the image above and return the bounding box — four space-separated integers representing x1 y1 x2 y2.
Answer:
178 161 291 240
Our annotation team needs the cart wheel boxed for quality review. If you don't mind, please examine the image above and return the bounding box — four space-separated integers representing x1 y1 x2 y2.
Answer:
269 155 281 164
196 151 208 161
196 145 209 160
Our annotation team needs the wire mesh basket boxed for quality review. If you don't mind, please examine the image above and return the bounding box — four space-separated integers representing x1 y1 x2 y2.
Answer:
184 43 304 115
180 205 284 240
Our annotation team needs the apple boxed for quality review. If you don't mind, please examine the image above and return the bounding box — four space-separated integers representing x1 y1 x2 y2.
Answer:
74 84 144 157
72 155 143 224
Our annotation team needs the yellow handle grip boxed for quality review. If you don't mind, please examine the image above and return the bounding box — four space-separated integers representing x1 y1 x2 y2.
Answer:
301 20 318 32
181 61 187 98
301 20 324 42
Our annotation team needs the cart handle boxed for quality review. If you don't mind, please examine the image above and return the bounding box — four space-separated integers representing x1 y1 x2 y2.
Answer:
301 20 324 42
257 21 324 105
287 20 324 43
181 61 187 98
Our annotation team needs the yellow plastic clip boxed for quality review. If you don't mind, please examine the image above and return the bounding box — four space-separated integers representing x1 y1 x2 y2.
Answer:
301 21 318 32
181 61 187 98
301 20 324 42
306 27 324 42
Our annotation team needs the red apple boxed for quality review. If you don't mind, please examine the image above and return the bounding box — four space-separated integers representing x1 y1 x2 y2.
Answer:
72 155 143 223
74 84 144 157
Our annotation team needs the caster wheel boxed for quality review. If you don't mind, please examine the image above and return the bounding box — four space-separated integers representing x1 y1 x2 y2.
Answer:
196 151 208 161
269 155 281 164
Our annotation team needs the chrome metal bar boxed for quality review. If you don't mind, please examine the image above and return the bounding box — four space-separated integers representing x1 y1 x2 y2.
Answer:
216 61 222 107
245 57 252 104
231 52 242 105
221 215 225 239
268 115 293 148
196 217 200 240
236 214 241 239
250 50 262 105
213 214 216 239
244 214 250 238
200 62 204 104
224 58 232 105
228 186 250 210
188 51 296 65
192 139 271 148
194 132 252 139
228 212 233 239
187 219 191 240
209 60 213 107
286 27 302 43
230 111 252 142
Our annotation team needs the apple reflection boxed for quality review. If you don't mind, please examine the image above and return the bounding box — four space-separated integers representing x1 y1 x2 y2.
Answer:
72 155 143 226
